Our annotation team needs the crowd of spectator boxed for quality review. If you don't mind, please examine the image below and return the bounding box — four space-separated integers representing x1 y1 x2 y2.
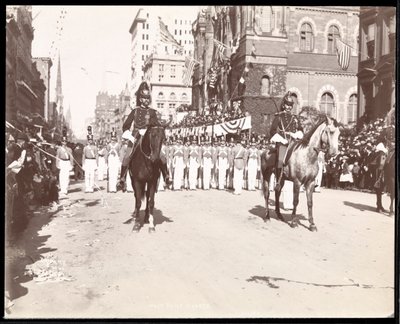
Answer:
5 129 85 239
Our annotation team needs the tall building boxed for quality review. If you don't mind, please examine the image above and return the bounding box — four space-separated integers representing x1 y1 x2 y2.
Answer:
169 17 195 56
128 8 182 102
94 85 131 141
357 7 396 121
32 57 52 122
192 6 360 135
143 53 192 121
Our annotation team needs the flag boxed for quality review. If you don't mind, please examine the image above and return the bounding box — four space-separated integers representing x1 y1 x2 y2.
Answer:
183 56 197 87
214 39 226 62
336 39 351 71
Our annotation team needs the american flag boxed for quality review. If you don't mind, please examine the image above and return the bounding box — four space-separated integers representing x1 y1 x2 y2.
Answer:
336 39 351 71
182 56 197 87
214 39 226 62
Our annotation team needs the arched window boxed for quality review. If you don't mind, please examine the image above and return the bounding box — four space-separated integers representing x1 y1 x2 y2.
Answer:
158 92 164 99
327 25 340 54
260 75 270 96
259 6 272 33
347 94 357 124
169 92 176 100
291 93 299 114
181 93 188 101
320 92 335 117
300 23 314 52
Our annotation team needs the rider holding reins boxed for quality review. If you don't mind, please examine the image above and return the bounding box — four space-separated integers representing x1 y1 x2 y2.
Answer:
118 81 172 191
269 91 304 191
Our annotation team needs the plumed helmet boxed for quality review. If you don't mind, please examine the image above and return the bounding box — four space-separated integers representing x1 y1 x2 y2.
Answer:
111 127 117 140
87 125 92 135
281 91 294 110
135 81 151 105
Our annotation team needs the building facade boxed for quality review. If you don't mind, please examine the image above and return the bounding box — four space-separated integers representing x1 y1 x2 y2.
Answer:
94 84 131 141
169 17 195 56
32 57 53 122
143 53 192 122
128 8 182 102
192 6 360 135
357 6 396 121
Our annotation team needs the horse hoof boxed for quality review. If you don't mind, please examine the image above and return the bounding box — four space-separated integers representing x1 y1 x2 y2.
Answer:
290 222 298 228
148 227 155 233
309 225 318 232
132 223 141 232
264 216 271 223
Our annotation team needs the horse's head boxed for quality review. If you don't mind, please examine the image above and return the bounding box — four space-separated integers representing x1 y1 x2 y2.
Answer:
144 124 167 162
320 116 340 159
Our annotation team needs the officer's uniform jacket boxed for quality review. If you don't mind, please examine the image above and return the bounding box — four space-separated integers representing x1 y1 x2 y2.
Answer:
171 144 185 164
216 144 229 167
270 111 303 144
107 142 120 160
188 144 200 164
123 106 160 138
200 144 213 167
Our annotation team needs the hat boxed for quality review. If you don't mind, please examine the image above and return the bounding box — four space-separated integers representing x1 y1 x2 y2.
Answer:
61 136 68 143
281 91 294 110
111 128 117 140
87 134 93 141
250 136 257 145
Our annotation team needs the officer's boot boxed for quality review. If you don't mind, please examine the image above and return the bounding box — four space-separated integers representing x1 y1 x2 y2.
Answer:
118 165 128 192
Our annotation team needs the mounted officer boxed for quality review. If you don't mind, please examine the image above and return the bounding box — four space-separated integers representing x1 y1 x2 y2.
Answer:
269 91 304 191
118 81 172 191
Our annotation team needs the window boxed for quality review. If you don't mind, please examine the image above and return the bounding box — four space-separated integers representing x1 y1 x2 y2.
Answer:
300 23 314 52
143 22 145 29
146 34 149 40
389 15 396 53
146 24 149 29
327 25 340 54
180 30 182 35
169 92 176 100
260 6 272 33
142 55 144 60
175 30 177 35
169 103 176 109
142 34 145 40
320 92 335 117
159 64 164 81
142 44 145 50
171 65 176 78
260 76 270 96
175 19 177 24
157 103 164 109
367 23 375 58
146 45 148 50
158 92 164 99
347 94 357 124
182 93 188 101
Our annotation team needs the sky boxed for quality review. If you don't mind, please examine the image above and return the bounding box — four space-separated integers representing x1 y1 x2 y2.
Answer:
32 6 200 138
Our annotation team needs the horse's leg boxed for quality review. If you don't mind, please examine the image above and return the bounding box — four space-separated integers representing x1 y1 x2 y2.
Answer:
305 180 317 232
389 190 394 216
132 181 143 232
144 182 151 224
274 176 285 222
262 170 271 222
289 180 301 228
147 180 157 233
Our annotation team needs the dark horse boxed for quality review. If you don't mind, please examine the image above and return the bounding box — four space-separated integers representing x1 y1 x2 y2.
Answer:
129 125 166 232
260 115 340 231
384 147 395 216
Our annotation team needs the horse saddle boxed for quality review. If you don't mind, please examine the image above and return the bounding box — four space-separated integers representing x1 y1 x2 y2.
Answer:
129 136 143 159
283 140 298 166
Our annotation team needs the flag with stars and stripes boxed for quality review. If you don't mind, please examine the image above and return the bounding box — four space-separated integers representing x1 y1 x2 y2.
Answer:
182 56 197 87
336 39 351 71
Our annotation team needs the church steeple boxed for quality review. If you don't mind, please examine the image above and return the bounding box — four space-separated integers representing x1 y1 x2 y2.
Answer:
55 52 64 117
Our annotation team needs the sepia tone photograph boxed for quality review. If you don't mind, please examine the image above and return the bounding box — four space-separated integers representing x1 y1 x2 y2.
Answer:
4 5 397 319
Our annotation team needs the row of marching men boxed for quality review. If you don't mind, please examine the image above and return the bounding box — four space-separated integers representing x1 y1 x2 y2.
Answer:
158 134 267 194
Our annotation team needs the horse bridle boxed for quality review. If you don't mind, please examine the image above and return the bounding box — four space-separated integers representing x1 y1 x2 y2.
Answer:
140 126 164 161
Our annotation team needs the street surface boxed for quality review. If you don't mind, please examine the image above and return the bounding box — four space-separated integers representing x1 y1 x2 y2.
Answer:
5 180 395 318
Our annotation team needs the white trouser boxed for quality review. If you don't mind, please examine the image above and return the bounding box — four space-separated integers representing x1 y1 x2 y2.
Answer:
233 167 244 194
218 157 228 190
269 173 276 191
282 180 294 210
189 157 199 190
126 169 133 192
202 157 212 190
59 160 71 194
108 155 119 192
315 161 323 189
247 158 258 191
158 171 165 191
97 156 107 181
84 159 97 192
173 156 184 190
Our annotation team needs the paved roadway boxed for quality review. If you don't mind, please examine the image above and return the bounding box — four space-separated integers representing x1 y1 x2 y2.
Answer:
5 180 395 319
